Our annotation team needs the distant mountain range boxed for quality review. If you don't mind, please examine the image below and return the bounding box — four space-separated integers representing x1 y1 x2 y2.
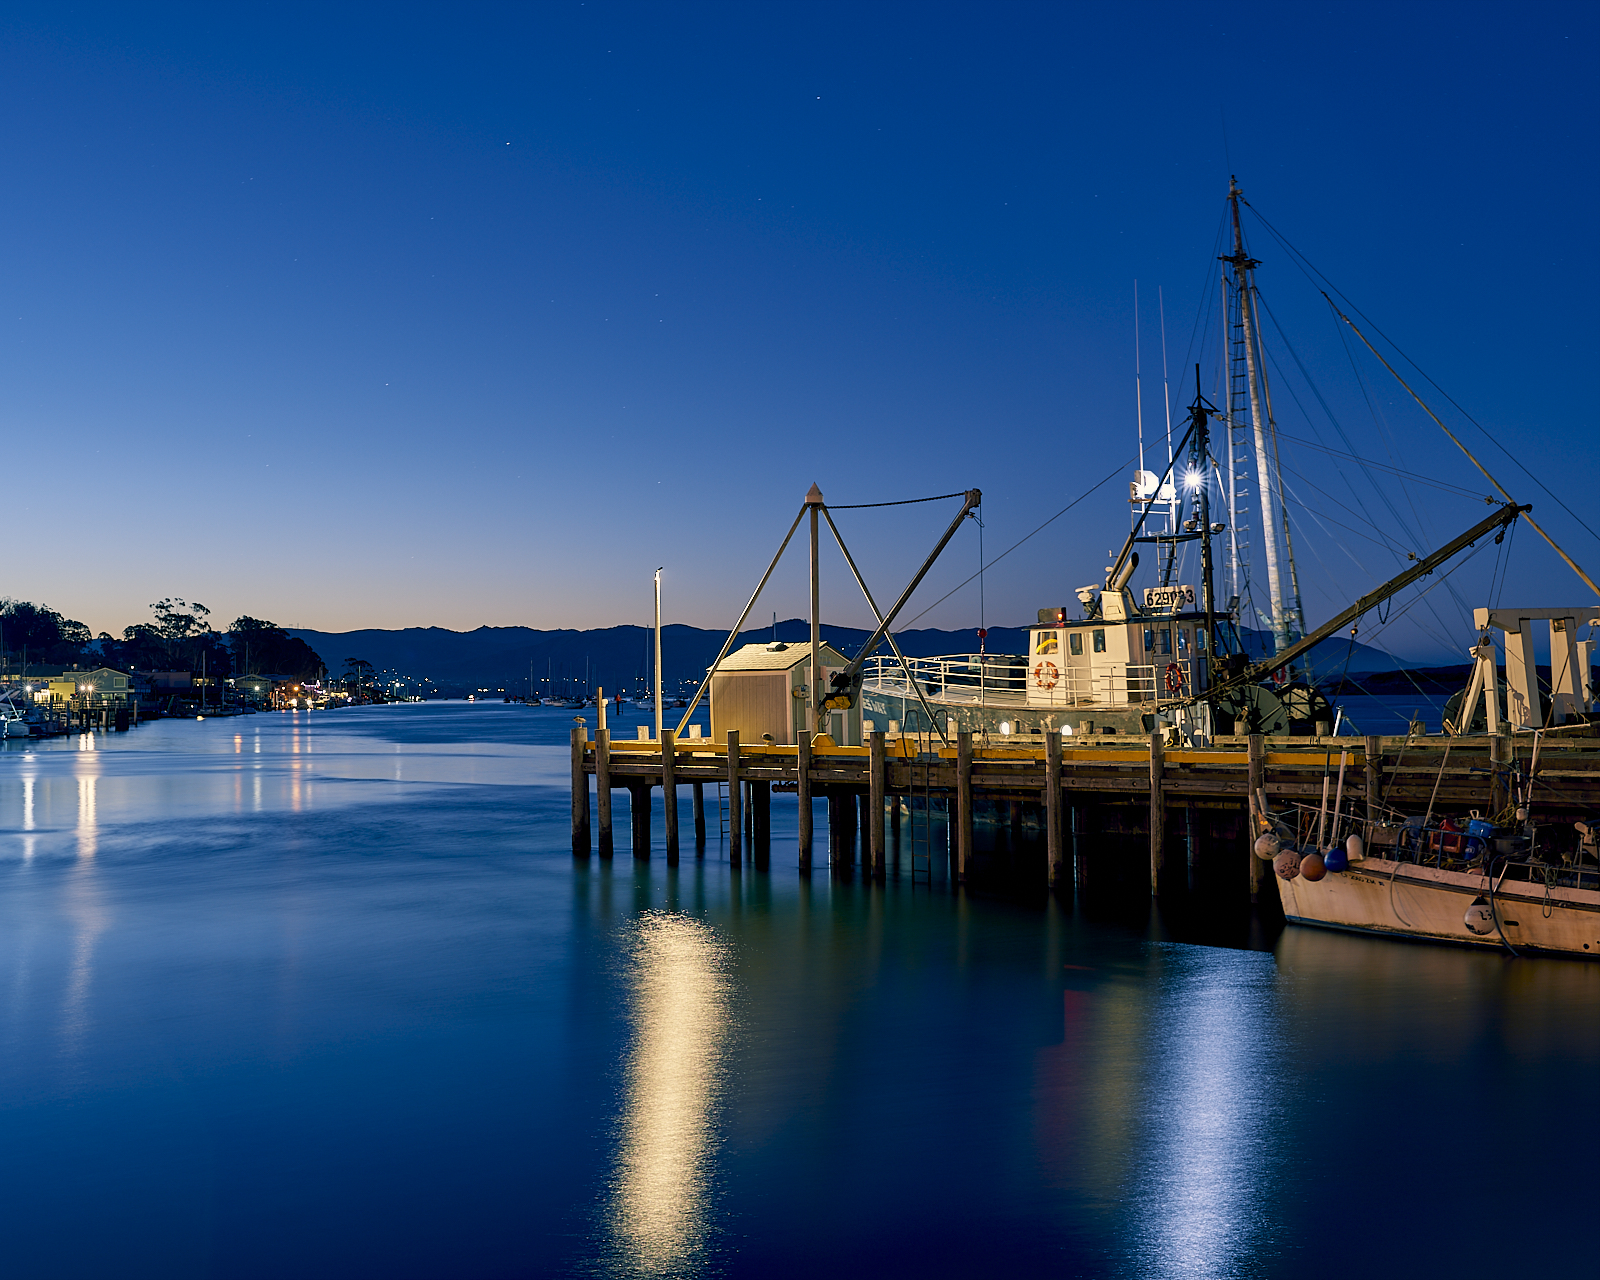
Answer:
288 618 1417 696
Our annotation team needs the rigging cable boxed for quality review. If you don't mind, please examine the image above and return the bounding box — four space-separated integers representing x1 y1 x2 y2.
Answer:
1243 202 1600 548
900 458 1132 629
828 490 969 509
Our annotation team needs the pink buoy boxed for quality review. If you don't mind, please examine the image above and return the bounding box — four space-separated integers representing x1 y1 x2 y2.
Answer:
1273 850 1301 881
1299 852 1327 881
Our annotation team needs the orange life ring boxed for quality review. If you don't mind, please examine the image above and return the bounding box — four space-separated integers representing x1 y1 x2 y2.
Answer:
1033 660 1059 690
1164 662 1184 694
1271 666 1288 685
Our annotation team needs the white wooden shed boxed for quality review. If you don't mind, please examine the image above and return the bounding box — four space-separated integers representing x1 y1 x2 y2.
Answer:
709 641 861 746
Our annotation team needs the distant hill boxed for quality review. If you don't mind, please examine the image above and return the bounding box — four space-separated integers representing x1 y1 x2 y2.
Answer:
290 616 1416 696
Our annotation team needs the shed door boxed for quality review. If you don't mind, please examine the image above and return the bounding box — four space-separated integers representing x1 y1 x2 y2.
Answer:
711 672 792 745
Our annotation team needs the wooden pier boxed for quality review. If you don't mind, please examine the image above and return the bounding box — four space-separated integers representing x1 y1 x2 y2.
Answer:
570 725 1600 894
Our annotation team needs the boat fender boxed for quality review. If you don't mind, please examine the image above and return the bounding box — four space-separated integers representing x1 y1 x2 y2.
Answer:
1299 852 1327 881
1254 833 1281 860
1345 834 1365 864
1464 898 1496 936
1273 850 1301 881
1323 844 1349 873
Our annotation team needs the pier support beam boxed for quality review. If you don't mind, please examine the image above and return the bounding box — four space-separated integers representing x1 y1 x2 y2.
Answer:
595 729 613 857
571 726 590 857
629 781 651 859
753 780 770 868
797 731 813 871
868 731 886 880
956 731 973 883
1247 734 1265 902
692 782 706 853
1045 729 1062 889
662 730 679 864
727 731 742 864
1071 801 1086 894
1149 731 1165 896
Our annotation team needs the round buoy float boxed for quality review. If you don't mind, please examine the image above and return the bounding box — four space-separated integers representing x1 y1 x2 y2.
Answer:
1464 899 1496 936
1299 852 1327 881
1273 850 1301 881
1254 833 1281 860
1323 844 1348 873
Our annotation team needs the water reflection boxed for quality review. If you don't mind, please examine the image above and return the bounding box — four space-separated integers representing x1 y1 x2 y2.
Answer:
603 911 732 1275
1128 946 1280 1276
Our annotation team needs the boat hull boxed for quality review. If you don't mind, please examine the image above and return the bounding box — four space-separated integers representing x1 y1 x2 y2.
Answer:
1276 856 1600 958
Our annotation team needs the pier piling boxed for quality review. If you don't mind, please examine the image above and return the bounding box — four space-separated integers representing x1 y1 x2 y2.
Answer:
868 731 886 880
753 780 771 867
1247 734 1265 902
595 729 613 857
692 782 706 853
630 782 650 859
726 731 742 863
570 726 590 857
956 731 973 883
797 731 813 871
1149 731 1165 896
1045 729 1062 889
662 729 679 864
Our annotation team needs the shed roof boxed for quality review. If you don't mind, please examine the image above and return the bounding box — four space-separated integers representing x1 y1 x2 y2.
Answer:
714 641 847 673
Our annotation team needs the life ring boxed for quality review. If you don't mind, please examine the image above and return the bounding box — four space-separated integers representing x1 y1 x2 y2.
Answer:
1033 660 1059 690
1270 667 1288 685
1164 662 1184 694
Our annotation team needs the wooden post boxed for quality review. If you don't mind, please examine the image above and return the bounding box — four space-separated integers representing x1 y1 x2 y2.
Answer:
843 791 858 865
661 729 679 864
1489 733 1510 815
956 730 973 883
827 791 843 869
744 780 755 847
1071 801 1086 893
1149 730 1165 897
727 730 743 864
753 780 771 868
1045 729 1062 889
1247 733 1265 902
868 730 886 880
630 781 651 859
692 782 706 853
1185 801 1197 892
596 728 613 857
1365 734 1382 824
797 730 813 871
571 725 590 857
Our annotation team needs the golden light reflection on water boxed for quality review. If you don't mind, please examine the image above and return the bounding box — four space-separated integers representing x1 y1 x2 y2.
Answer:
604 912 732 1276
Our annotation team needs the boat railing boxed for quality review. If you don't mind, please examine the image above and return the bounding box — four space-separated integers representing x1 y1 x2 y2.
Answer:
1355 816 1600 890
859 655 1193 710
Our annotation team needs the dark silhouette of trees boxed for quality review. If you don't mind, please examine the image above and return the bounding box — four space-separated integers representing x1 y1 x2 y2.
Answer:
228 617 326 681
0 599 92 664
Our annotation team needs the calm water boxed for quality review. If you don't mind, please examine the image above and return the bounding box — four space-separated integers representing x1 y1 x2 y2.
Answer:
0 704 1592 1279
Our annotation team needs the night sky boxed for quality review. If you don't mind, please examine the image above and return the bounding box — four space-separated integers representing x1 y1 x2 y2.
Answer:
3 4 1594 662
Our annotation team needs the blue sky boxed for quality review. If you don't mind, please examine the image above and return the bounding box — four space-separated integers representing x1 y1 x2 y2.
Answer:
3 3 1595 661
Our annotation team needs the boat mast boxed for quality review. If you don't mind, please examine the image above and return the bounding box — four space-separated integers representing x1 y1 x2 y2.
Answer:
1224 176 1291 655
1221 275 1242 610
1189 367 1220 688
1248 307 1307 641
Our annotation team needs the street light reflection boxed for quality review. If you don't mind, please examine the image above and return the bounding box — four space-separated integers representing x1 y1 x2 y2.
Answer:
605 911 732 1274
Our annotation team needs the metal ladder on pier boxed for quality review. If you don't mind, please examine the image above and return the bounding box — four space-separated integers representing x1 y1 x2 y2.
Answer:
907 727 936 884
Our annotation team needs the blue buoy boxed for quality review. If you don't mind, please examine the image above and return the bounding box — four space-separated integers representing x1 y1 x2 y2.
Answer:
1323 844 1349 873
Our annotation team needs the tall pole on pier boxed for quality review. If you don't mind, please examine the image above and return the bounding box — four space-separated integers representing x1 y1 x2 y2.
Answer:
806 484 824 735
653 567 664 742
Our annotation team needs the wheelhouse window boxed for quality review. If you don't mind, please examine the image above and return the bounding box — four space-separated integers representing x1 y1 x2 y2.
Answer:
1069 632 1083 656
1034 632 1058 655
1158 629 1172 655
1143 629 1155 651
1092 629 1106 653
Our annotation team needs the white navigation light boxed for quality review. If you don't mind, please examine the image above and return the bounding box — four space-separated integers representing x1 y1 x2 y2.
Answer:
1184 469 1203 491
